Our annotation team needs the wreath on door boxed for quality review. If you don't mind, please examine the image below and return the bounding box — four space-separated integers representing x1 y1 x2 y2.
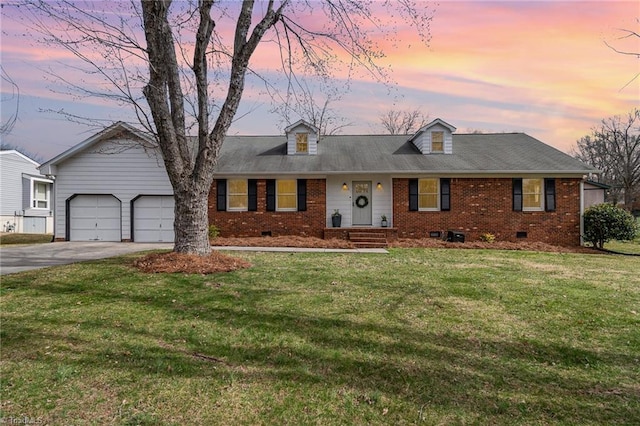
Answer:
355 195 369 208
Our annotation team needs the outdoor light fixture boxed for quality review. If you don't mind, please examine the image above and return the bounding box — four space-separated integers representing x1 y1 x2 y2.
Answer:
342 182 348 190
376 182 382 190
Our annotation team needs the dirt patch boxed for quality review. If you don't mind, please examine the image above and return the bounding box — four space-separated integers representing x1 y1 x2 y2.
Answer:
133 251 251 274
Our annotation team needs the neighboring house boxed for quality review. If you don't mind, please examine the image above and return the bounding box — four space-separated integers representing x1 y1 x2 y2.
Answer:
0 150 54 233
40 119 598 246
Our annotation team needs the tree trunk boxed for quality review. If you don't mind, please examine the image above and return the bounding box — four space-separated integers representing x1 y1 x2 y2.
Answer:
173 181 212 256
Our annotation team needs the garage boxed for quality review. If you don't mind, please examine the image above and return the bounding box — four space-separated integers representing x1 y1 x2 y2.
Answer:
133 195 175 243
69 195 121 241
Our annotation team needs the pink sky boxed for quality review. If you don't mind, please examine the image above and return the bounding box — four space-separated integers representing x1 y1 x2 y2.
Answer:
1 1 638 160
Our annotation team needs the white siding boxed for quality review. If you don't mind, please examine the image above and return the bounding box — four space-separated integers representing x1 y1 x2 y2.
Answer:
52 138 173 241
0 151 40 215
326 175 393 227
286 123 318 155
412 123 453 155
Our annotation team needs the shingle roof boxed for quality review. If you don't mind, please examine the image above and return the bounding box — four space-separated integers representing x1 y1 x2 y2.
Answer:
215 133 596 175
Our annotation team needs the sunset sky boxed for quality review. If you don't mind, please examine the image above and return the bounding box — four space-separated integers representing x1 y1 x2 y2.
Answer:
1 1 638 161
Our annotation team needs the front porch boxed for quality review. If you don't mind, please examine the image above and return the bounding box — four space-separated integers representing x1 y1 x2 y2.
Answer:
324 227 398 248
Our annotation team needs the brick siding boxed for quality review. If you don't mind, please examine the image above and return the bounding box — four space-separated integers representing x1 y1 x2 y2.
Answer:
208 179 326 238
208 177 583 246
393 177 583 246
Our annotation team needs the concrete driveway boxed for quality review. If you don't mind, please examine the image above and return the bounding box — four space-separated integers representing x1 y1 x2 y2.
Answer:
0 242 173 275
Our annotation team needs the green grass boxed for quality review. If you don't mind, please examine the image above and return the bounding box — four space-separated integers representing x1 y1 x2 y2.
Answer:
0 233 53 245
1 248 639 425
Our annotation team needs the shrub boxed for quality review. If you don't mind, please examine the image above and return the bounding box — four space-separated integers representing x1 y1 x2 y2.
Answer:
208 224 220 240
480 233 496 243
583 203 638 249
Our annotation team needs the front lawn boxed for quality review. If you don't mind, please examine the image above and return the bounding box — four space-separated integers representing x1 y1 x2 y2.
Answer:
1 248 638 425
0 233 53 245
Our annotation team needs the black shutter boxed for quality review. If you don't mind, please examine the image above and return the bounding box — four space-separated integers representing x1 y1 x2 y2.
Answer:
216 179 227 211
409 179 419 211
440 178 451 211
297 179 307 211
545 178 556 212
266 179 276 211
513 178 523 211
248 179 258 211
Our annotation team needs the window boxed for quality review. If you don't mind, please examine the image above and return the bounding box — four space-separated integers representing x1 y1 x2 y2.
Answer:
409 178 450 212
32 181 49 209
431 131 444 152
296 133 308 153
418 178 439 210
513 178 555 212
522 178 543 211
277 179 297 210
227 179 248 210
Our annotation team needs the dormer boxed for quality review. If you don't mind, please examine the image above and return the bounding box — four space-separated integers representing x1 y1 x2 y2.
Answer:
285 119 319 155
409 118 457 155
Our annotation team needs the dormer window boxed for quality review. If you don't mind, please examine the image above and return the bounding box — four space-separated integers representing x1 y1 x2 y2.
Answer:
431 131 444 153
285 120 319 155
408 118 456 155
296 133 309 153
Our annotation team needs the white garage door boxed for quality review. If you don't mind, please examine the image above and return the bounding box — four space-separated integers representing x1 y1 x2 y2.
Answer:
133 195 175 243
69 195 121 241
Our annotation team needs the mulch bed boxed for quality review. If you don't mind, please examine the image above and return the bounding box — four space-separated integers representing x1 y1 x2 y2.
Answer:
132 236 602 274
133 251 251 274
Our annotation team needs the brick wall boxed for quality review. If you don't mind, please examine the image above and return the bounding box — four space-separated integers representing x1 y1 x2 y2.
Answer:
393 177 583 246
208 179 326 238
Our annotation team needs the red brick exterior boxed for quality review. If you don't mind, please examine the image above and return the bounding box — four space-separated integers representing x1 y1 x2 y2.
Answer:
393 177 583 246
208 179 326 238
208 177 584 246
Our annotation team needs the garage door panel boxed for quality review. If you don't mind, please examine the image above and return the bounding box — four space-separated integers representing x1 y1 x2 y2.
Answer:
69 195 121 241
133 196 175 243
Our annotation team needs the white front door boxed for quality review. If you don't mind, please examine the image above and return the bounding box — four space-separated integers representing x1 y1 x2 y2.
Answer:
352 181 372 226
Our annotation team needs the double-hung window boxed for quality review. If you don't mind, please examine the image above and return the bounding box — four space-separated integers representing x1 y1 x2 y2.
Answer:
409 178 451 212
418 178 439 210
522 178 543 211
227 179 248 211
276 179 297 211
32 181 49 209
513 178 556 212
431 131 444 153
296 133 308 153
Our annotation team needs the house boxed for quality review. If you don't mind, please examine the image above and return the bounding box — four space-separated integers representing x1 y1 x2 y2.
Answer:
0 150 54 233
39 119 598 246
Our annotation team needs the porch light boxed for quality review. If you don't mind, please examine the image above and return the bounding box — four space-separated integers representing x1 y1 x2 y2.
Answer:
342 182 348 190
376 182 382 190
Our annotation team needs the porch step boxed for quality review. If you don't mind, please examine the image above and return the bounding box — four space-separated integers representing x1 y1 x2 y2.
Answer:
348 232 388 248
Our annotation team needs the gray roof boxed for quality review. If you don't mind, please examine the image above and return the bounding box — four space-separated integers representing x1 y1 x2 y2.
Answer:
215 133 596 175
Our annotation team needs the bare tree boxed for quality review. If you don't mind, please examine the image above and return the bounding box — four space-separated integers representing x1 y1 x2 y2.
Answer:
379 109 429 135
13 0 435 255
604 22 640 91
273 83 352 137
1 66 19 136
572 109 640 206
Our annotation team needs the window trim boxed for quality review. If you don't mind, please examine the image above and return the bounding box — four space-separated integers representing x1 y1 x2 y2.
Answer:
31 179 50 210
